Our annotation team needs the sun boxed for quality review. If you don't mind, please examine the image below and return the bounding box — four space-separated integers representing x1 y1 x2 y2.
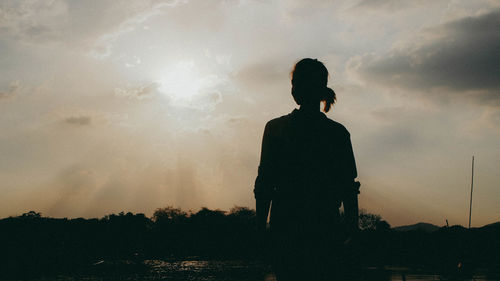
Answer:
157 61 202 102
156 60 225 109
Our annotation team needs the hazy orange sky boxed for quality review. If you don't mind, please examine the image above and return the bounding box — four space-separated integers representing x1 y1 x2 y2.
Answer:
1 0 499 226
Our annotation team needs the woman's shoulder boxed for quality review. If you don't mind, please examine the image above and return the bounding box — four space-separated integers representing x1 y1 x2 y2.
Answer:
265 114 291 127
323 117 351 137
263 114 292 136
264 110 351 137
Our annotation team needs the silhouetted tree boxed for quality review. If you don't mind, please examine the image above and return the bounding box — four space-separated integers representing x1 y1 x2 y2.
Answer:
359 210 391 231
152 206 188 224
21 210 41 219
228 206 256 219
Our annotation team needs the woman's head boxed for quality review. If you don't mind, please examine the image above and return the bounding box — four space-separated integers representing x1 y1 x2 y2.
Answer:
291 58 336 112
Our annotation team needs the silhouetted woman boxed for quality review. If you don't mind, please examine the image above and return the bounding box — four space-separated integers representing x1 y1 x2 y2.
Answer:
254 58 359 281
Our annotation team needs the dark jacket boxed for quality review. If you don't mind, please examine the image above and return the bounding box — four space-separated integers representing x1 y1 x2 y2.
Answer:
254 108 357 232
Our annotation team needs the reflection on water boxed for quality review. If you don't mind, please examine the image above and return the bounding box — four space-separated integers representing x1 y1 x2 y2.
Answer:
145 260 496 281
18 260 499 281
145 259 272 281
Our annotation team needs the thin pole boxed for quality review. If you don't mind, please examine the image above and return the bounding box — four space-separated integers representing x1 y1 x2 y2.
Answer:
468 156 474 229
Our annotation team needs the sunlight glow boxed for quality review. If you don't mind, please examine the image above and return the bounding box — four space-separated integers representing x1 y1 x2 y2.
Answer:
156 60 225 110
158 61 201 102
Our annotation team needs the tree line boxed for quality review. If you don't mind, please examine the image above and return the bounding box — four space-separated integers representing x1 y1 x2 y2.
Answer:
0 207 498 279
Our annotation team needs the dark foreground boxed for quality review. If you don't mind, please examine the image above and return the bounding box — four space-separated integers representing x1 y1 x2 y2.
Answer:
1 209 499 280
2 259 499 281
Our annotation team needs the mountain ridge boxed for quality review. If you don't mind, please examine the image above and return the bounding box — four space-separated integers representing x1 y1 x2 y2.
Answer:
393 222 442 232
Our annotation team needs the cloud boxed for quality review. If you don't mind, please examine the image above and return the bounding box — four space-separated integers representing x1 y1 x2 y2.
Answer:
114 82 159 100
0 0 68 42
352 0 431 11
0 80 20 99
87 0 185 59
235 60 286 88
0 0 183 56
348 9 500 105
63 115 92 126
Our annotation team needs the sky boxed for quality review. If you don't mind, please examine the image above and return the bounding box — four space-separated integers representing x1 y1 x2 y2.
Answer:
1 0 499 227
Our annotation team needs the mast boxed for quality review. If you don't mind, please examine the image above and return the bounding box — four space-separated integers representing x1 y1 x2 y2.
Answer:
468 156 474 229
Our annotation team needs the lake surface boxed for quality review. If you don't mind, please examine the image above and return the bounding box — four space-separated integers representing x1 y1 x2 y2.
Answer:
12 260 498 281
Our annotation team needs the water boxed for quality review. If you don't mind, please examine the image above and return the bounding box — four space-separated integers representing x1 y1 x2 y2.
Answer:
145 260 498 281
10 260 498 281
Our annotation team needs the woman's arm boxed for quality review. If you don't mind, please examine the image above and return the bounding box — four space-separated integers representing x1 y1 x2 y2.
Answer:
254 121 276 231
255 198 271 232
341 133 359 232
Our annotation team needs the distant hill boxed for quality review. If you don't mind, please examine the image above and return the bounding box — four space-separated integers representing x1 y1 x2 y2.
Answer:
472 221 500 234
480 221 500 230
393 222 441 233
